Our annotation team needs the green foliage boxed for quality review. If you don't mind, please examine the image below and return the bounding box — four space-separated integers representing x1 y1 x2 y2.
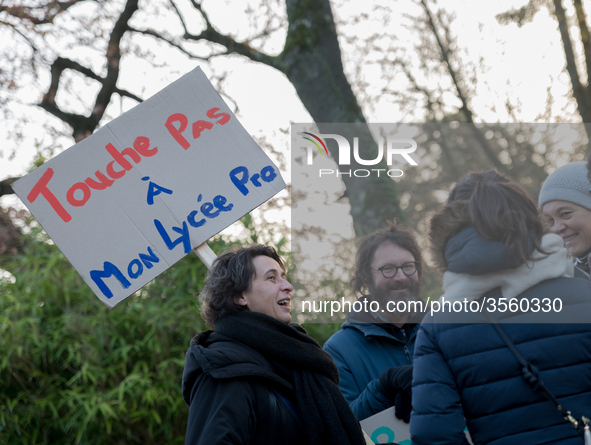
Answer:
0 230 234 444
0 215 342 444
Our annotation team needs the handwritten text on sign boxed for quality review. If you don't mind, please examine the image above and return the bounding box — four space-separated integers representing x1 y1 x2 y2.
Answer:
12 67 285 308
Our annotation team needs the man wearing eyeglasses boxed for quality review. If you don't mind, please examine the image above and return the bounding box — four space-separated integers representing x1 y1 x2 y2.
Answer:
324 220 424 422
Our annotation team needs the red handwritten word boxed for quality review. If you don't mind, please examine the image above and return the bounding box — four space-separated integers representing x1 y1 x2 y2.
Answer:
27 107 231 223
165 107 230 150
27 136 158 223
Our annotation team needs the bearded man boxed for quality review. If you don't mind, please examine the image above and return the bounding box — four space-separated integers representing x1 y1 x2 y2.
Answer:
324 220 425 422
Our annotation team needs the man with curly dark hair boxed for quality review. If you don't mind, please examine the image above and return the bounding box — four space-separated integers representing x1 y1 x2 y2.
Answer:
324 220 425 422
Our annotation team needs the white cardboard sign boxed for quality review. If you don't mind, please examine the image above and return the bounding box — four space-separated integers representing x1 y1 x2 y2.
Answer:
360 407 411 445
12 67 285 308
360 407 474 444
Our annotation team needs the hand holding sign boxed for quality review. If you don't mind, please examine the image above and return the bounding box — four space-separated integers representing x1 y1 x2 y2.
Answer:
360 406 412 444
379 365 413 423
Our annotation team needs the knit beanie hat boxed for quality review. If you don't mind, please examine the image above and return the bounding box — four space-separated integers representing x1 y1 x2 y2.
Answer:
538 161 591 210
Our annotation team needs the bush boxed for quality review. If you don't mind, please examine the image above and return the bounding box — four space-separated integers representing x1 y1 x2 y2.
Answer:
0 232 232 444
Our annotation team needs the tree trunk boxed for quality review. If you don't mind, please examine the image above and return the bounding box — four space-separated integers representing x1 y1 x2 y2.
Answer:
282 0 405 235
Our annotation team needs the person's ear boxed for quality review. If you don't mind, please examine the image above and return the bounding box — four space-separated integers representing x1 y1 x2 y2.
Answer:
234 294 247 307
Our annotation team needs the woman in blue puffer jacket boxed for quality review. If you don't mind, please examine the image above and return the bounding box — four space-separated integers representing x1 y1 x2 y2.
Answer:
410 170 591 445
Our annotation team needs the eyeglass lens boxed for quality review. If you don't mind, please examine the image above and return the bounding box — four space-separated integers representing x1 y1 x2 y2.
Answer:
380 262 417 278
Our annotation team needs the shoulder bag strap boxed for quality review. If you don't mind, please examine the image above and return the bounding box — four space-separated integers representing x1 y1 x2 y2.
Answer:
483 310 590 440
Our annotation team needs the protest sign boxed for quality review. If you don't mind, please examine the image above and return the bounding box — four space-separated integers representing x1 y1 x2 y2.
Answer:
360 407 474 444
12 67 285 308
360 407 410 445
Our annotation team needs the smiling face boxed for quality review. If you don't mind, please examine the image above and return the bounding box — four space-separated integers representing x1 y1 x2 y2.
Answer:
542 200 591 258
369 242 420 301
234 255 293 324
367 242 421 325
370 242 419 288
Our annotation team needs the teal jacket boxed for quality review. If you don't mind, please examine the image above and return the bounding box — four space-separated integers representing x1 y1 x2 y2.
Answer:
323 319 418 420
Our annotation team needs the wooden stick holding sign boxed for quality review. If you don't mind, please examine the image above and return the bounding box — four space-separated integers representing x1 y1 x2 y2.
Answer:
12 67 285 308
194 243 217 269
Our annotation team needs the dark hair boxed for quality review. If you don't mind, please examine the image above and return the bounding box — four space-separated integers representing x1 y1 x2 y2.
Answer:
446 170 545 265
350 219 423 296
200 244 285 327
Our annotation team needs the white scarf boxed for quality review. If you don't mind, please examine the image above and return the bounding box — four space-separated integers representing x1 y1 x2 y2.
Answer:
441 234 574 302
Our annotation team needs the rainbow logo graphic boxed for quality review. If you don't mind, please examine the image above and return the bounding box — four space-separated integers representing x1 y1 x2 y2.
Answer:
301 132 329 156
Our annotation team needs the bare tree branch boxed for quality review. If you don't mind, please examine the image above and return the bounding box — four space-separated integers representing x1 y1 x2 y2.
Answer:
0 177 18 197
495 0 545 27
420 0 472 122
0 20 40 52
91 0 139 127
573 0 591 86
553 0 591 122
246 24 284 43
394 59 437 115
127 26 209 60
42 56 143 103
38 0 141 141
169 0 189 34
38 57 90 134
115 87 142 103
181 1 284 71
392 58 463 179
419 0 509 173
0 0 87 25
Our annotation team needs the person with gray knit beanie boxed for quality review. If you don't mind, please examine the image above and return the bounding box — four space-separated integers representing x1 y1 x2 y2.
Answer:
539 161 591 278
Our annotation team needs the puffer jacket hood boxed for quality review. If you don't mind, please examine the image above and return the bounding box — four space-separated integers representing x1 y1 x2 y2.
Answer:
444 227 525 275
429 200 533 275
428 200 472 272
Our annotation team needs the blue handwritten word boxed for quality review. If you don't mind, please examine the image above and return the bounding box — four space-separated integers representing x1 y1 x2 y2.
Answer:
142 176 173 205
230 165 277 196
153 193 234 255
89 162 278 299
155 220 191 253
90 246 160 299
